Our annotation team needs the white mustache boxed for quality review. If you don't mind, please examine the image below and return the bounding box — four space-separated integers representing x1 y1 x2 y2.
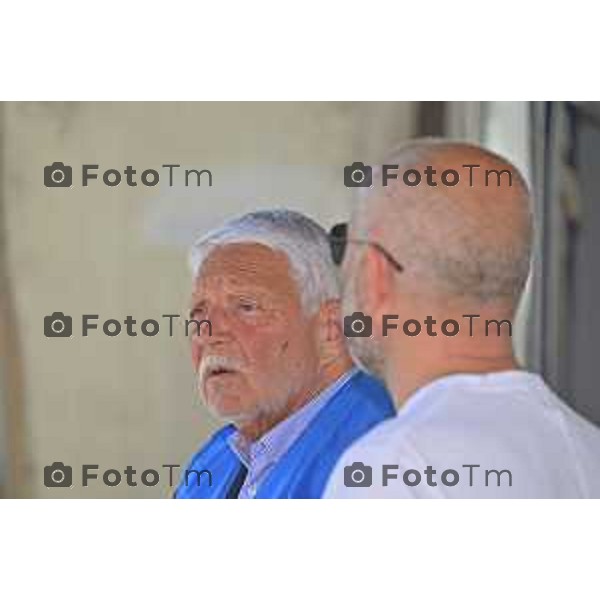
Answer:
197 355 244 385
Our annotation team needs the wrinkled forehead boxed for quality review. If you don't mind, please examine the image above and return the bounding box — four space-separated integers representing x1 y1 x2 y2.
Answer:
193 242 300 300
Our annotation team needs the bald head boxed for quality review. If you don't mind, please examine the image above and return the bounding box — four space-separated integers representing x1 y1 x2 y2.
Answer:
354 139 533 306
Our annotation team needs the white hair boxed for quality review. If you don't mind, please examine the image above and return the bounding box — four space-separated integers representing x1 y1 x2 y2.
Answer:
189 209 340 314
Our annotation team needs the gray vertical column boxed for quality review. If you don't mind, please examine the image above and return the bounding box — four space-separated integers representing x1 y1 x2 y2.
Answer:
567 104 600 425
0 102 29 497
0 102 7 497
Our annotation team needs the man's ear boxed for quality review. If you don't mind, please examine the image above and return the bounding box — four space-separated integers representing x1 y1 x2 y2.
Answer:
362 244 394 318
316 298 346 365
319 298 343 342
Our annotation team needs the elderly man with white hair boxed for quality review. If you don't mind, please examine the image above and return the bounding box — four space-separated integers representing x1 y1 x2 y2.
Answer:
326 138 600 498
174 209 394 499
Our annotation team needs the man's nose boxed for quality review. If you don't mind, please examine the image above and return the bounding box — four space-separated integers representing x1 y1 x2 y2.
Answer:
190 305 233 368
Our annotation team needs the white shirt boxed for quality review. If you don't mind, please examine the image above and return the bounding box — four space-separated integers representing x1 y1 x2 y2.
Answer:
325 371 600 498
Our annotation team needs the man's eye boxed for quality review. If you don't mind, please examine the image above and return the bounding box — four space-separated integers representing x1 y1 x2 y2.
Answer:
238 299 258 312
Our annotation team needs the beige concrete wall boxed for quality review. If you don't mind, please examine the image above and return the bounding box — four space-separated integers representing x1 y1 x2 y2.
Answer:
0 101 415 497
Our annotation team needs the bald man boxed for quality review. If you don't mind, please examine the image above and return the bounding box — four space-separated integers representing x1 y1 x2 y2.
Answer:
325 138 600 498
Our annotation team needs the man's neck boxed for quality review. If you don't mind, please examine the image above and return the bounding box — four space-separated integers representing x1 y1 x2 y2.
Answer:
380 300 520 407
385 326 518 408
387 353 519 409
237 356 354 442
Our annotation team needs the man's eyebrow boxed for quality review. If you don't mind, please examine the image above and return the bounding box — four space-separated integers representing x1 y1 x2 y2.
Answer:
225 283 271 297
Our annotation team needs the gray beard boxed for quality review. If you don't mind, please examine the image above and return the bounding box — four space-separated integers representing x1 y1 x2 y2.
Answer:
196 367 302 428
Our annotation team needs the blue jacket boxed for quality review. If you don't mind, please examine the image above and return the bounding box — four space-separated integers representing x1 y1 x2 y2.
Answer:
174 370 395 498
